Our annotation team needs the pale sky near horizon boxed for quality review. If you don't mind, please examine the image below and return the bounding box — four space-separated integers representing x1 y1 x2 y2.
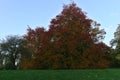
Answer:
0 0 120 46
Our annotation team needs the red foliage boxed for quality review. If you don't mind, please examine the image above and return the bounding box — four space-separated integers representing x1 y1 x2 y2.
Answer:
80 43 111 69
22 3 110 69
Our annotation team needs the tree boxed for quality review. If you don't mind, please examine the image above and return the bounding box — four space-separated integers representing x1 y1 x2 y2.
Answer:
24 2 109 69
110 24 120 48
110 24 120 67
0 35 26 69
80 42 111 69
0 48 4 69
91 21 106 42
48 3 108 69
22 27 47 69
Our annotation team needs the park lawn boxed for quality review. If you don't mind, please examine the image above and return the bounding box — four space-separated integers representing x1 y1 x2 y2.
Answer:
0 69 120 80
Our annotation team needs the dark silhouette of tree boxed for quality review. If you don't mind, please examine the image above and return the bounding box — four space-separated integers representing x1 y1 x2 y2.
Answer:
0 35 26 69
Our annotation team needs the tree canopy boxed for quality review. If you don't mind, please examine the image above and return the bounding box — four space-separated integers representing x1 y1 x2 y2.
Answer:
21 3 111 69
0 35 27 69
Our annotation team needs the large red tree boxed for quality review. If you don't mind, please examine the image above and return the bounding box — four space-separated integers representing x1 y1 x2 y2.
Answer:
23 3 110 69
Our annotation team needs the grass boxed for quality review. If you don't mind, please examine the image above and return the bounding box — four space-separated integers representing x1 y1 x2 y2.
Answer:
0 69 120 80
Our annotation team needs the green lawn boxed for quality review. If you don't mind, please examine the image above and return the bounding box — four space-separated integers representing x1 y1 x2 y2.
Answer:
0 69 120 80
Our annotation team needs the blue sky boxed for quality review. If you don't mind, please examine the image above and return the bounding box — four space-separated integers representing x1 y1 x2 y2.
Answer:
0 0 120 46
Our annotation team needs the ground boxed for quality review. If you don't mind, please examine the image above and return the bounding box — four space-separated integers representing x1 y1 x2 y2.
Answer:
0 69 119 80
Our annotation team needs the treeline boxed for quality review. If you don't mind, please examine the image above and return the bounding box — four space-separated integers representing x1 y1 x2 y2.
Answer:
0 3 119 70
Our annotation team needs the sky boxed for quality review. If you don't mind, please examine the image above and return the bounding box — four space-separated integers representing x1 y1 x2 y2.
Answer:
0 0 120 46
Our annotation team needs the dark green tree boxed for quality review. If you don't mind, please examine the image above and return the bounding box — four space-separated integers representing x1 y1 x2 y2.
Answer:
0 35 26 69
0 48 4 69
110 24 120 67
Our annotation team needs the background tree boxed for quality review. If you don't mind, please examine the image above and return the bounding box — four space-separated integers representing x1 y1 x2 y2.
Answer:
0 47 4 69
0 35 26 69
110 24 120 67
111 24 120 48
91 21 106 42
